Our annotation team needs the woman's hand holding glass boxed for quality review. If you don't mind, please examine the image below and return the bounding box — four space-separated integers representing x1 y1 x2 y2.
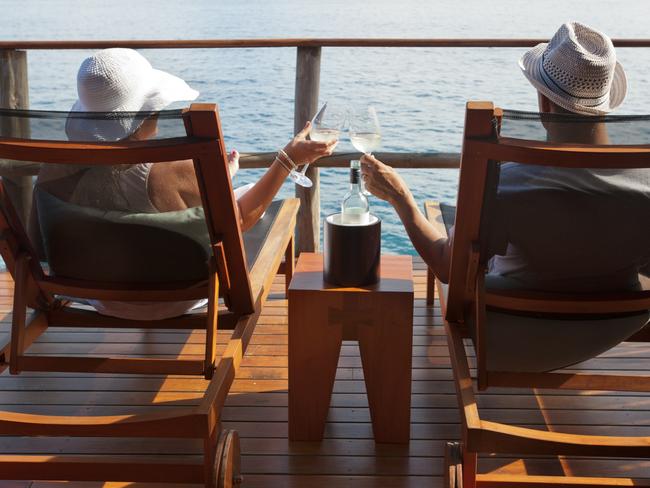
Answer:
283 121 337 173
288 103 344 187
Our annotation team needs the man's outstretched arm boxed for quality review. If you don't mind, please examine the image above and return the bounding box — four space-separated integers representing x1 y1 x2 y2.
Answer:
360 154 452 283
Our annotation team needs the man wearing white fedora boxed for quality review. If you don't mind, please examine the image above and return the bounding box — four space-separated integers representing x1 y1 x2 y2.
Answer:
361 22 649 290
521 22 627 116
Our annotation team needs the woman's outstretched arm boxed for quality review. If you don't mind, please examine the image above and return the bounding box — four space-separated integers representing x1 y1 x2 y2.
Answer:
148 121 336 231
236 122 335 230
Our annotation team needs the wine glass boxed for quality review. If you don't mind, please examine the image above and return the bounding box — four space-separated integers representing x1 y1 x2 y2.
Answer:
288 102 344 188
349 105 381 196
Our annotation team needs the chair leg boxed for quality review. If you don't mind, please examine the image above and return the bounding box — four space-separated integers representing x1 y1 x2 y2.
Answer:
9 253 30 375
205 262 219 380
445 442 463 488
284 235 295 297
426 267 435 306
204 424 219 488
462 444 477 488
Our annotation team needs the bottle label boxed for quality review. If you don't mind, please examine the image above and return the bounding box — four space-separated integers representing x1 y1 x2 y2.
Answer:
350 168 360 184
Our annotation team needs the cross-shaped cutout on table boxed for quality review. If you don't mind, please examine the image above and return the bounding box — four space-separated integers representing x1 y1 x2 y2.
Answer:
327 294 374 340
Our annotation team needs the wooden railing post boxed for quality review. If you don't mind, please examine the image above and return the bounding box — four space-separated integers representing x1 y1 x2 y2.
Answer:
0 49 32 226
294 46 321 254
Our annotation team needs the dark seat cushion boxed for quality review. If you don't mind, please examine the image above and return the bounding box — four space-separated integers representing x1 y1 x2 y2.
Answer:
36 189 281 284
440 203 456 235
437 202 649 373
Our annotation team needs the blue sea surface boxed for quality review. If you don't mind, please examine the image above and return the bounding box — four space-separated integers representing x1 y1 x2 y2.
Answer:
2 0 650 253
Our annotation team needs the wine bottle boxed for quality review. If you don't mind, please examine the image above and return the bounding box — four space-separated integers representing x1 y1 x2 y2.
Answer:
341 162 370 225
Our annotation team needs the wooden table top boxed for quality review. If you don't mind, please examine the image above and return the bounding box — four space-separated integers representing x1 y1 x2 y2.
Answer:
289 253 413 294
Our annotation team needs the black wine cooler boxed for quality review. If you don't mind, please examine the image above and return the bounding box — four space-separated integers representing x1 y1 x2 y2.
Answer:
323 213 381 287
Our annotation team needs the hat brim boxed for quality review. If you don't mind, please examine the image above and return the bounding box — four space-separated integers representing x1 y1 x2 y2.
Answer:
519 43 627 115
65 99 149 141
138 69 200 112
66 69 199 141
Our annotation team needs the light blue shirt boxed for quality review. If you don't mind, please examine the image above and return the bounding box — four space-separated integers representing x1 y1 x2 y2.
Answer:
488 163 650 292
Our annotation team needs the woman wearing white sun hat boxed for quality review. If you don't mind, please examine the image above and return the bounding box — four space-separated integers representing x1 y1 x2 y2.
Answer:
35 48 335 320
44 48 334 227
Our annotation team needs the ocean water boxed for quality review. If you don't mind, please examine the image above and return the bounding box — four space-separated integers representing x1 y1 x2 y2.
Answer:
2 0 650 253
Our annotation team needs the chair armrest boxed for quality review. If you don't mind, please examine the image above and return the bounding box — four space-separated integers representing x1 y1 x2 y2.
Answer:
248 198 300 304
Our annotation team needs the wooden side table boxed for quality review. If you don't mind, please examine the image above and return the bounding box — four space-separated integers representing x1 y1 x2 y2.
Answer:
288 253 414 443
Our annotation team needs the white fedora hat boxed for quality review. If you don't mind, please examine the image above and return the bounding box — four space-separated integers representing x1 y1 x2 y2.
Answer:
519 22 627 115
66 48 199 141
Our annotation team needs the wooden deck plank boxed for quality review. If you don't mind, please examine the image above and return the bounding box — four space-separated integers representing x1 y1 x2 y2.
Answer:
1 259 650 486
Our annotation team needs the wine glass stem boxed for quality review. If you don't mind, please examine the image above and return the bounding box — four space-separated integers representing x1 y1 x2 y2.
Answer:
300 163 310 176
361 154 372 195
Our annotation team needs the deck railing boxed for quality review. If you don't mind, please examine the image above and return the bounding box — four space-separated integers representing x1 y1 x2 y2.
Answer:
2 38 649 252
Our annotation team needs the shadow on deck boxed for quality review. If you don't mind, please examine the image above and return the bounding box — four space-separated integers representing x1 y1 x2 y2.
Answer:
1 257 649 487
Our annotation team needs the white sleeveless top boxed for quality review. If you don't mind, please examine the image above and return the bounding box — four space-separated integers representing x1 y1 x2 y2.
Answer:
81 163 208 320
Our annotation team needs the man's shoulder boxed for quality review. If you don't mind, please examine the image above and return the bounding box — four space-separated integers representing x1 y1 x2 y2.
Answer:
498 163 650 195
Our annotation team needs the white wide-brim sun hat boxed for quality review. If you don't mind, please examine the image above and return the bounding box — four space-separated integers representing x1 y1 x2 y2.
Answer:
519 22 627 115
66 48 199 141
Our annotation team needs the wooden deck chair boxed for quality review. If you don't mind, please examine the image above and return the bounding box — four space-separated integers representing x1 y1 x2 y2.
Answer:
426 102 650 487
0 104 298 486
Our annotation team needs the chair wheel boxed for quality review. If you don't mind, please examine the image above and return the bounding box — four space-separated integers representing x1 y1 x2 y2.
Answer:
445 441 463 488
212 429 242 488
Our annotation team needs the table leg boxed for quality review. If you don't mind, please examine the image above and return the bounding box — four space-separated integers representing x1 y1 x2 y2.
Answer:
358 293 413 443
289 291 343 441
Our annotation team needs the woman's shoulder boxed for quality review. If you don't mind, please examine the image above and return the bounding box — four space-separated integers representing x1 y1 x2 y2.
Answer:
147 159 201 211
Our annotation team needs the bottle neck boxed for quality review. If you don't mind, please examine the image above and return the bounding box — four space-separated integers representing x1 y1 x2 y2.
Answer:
349 167 361 191
349 182 363 192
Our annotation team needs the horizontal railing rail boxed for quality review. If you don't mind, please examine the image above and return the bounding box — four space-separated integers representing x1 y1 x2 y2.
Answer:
1 38 650 49
0 152 461 176
240 151 460 168
1 38 649 251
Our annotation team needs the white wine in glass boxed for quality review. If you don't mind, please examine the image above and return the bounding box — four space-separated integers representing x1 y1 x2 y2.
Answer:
310 128 341 142
349 106 381 196
350 132 382 154
288 102 343 188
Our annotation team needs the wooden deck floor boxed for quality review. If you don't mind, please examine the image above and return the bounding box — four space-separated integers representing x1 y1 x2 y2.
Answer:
1 257 650 486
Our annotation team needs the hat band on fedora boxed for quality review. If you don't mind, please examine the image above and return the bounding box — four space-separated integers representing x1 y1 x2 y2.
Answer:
540 55 609 107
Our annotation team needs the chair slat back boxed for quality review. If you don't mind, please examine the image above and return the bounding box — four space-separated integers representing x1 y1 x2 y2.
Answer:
184 104 254 314
446 102 498 322
0 182 51 309
446 102 650 324
0 104 255 315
